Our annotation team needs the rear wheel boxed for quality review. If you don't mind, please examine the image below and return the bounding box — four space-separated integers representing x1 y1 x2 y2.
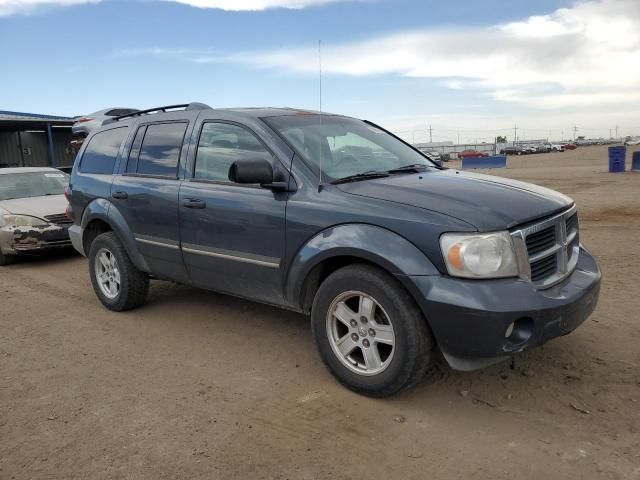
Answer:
311 264 435 397
88 232 149 311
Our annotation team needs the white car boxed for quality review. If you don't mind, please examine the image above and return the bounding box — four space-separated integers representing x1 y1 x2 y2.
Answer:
551 144 565 152
624 139 640 146
0 168 72 265
423 150 442 163
72 107 139 137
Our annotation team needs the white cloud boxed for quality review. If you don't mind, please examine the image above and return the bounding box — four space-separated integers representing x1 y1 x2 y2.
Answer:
166 0 347 10
181 0 640 111
0 0 98 16
0 0 347 16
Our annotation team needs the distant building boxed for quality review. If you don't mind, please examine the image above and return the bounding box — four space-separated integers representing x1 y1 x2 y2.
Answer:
413 141 454 149
0 111 75 169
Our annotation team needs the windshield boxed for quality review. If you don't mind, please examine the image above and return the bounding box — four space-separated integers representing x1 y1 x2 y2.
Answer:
0 171 68 201
265 115 435 182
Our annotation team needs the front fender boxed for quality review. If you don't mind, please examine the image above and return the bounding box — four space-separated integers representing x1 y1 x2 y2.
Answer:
285 223 439 306
81 199 150 272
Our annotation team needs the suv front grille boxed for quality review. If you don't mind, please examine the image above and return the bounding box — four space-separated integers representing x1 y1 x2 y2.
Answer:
525 225 556 256
511 205 579 289
530 255 557 282
44 213 72 226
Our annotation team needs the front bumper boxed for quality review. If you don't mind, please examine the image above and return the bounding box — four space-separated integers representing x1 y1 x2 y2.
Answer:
0 224 72 255
404 246 601 371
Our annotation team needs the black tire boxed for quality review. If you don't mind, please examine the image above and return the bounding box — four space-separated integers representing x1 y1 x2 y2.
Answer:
311 264 435 397
88 231 149 311
0 250 15 266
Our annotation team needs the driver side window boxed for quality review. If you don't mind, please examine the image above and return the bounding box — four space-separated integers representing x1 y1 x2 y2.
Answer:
194 122 275 182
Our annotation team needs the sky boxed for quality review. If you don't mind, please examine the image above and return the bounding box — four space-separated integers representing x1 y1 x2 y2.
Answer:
1 0 638 143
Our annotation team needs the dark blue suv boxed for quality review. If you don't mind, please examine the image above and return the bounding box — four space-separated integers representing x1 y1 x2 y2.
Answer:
67 102 601 396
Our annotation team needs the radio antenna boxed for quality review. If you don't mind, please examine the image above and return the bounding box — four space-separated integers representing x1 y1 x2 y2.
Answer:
318 39 324 190
319 39 323 114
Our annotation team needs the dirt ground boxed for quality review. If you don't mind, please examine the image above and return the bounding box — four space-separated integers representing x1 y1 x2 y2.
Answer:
1 145 639 480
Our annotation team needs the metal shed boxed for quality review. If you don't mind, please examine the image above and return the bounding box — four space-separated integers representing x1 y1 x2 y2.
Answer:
0 111 75 170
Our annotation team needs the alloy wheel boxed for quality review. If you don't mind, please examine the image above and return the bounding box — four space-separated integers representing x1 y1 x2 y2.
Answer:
94 248 121 300
326 291 395 376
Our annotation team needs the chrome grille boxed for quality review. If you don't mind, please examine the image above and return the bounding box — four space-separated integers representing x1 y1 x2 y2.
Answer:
530 255 557 282
511 205 579 289
44 213 72 226
525 225 556 256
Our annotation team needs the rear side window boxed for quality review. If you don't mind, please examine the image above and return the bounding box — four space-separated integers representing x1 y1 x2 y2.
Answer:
80 127 127 174
135 123 187 178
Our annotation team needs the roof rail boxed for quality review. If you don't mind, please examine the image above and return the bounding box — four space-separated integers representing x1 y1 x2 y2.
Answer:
103 102 211 125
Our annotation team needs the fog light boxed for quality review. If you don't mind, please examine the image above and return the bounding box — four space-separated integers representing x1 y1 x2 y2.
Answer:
504 317 534 349
505 322 515 338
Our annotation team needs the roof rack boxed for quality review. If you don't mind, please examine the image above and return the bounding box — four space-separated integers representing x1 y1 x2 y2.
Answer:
103 102 211 125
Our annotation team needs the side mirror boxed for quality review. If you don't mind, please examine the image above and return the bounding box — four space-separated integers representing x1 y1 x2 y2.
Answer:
228 158 274 184
228 158 291 191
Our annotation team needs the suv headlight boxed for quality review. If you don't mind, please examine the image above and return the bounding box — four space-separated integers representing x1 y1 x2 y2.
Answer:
440 231 518 279
1 214 49 227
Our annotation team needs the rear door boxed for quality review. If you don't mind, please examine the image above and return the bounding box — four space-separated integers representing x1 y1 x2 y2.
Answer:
110 112 196 283
179 113 292 304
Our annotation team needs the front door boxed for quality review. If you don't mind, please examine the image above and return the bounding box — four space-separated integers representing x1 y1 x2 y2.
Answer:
110 119 192 283
179 120 289 304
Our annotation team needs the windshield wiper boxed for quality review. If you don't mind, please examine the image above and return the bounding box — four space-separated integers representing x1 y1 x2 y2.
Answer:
330 170 390 185
386 163 431 174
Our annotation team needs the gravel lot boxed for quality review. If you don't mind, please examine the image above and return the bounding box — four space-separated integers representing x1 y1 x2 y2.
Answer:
1 145 639 480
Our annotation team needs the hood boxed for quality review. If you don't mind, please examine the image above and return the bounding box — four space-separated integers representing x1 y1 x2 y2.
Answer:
337 169 573 231
0 194 68 219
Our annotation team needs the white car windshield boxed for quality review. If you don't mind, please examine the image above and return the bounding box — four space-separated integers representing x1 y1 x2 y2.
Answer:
265 115 435 182
0 172 68 201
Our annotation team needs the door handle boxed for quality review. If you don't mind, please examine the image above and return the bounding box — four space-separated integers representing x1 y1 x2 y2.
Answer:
182 198 206 209
112 191 128 200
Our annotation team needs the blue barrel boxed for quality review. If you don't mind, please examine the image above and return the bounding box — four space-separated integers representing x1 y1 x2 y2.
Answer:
608 146 626 173
632 151 640 171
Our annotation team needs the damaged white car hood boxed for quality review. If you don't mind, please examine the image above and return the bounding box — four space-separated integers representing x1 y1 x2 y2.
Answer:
0 194 68 218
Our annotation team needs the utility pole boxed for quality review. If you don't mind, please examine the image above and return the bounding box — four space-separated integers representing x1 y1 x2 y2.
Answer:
561 130 564 142
573 125 578 140
429 125 432 144
615 125 619 139
610 128 612 139
513 125 518 146
457 132 460 145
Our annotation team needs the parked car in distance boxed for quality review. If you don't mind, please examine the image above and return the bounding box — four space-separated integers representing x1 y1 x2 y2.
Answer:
457 149 489 158
537 144 552 153
0 168 72 265
551 144 565 152
624 138 640 146
421 150 443 166
499 146 525 156
563 143 577 150
67 102 601 397
72 108 139 137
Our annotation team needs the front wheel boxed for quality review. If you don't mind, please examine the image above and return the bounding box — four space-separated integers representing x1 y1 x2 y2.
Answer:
88 232 149 311
311 264 435 397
